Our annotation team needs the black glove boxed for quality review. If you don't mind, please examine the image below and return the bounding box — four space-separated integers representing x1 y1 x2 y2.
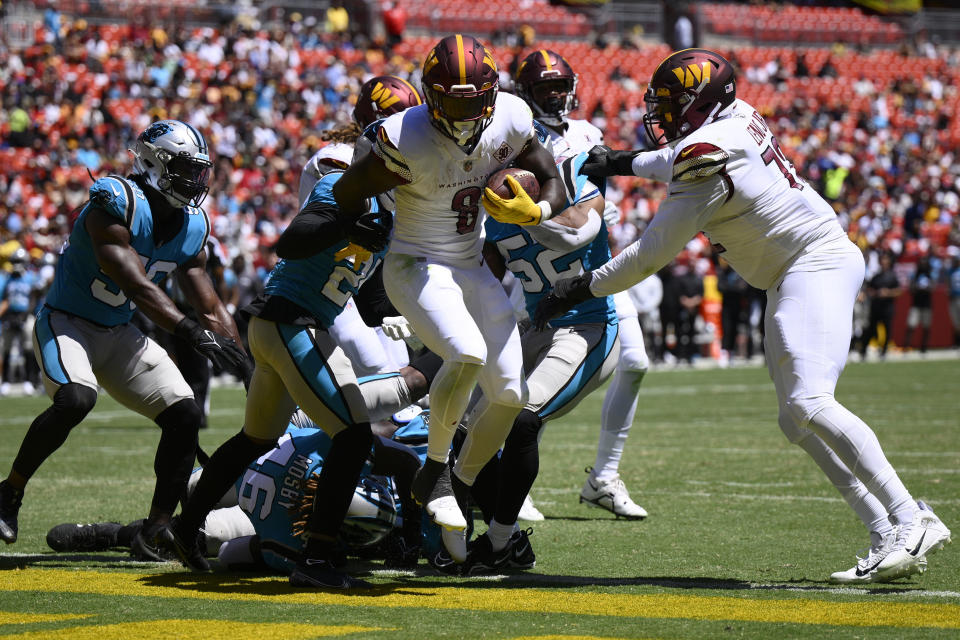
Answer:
348 211 392 254
175 317 252 384
581 144 639 178
533 273 596 330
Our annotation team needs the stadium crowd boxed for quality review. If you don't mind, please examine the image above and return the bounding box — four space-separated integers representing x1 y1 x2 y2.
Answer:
1 6 959 393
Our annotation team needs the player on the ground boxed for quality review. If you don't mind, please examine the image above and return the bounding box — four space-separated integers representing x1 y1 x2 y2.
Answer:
332 35 568 557
152 169 393 589
515 49 648 519
535 48 952 583
300 75 423 377
460 146 620 573
0 120 251 554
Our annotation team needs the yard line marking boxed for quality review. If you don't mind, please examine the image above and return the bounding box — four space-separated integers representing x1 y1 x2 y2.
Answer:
0 620 380 640
2 569 959 628
0 407 245 427
0 612 90 624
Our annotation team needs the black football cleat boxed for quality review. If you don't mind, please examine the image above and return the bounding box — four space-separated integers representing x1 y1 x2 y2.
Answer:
463 533 511 575
0 481 23 544
382 531 422 569
508 528 536 570
290 557 371 589
130 528 170 562
46 522 122 552
152 522 210 572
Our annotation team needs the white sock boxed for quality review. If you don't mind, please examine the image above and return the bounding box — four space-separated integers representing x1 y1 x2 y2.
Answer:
796 433 894 539
806 403 915 524
595 368 646 480
487 519 515 552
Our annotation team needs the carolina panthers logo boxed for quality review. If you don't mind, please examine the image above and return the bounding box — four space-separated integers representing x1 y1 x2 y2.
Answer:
141 122 172 143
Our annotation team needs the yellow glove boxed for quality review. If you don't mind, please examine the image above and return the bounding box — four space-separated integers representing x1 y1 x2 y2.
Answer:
334 243 372 268
482 175 542 226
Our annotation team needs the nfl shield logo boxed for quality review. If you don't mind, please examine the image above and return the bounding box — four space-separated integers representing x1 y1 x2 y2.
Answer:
494 142 513 164
463 160 473 172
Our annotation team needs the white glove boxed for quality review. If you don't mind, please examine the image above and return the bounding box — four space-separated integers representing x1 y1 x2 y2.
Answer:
381 316 424 351
602 199 622 227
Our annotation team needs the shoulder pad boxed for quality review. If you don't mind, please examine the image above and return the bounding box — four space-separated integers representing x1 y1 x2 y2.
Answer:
374 122 413 182
672 143 730 182
362 119 382 144
89 175 136 226
533 120 550 146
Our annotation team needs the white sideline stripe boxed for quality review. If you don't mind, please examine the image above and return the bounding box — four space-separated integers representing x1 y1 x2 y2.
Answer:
687 480 800 488
638 383 772 396
535 486 960 507
0 407 245 426
745 583 960 598
646 446 960 458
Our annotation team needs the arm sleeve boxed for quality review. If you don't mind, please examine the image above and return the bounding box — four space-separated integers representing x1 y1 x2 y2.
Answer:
273 201 347 260
589 175 729 297
354 263 398 326
526 208 602 252
630 147 675 182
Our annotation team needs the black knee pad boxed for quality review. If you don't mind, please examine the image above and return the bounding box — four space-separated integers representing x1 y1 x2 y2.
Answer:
155 398 204 436
407 349 443 387
504 409 542 452
333 424 374 457
52 383 98 423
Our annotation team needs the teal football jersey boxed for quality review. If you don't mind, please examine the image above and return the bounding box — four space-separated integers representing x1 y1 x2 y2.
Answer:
262 172 386 329
45 175 209 326
485 151 615 327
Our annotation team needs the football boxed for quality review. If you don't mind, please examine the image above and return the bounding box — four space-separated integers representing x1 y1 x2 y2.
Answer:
486 167 540 201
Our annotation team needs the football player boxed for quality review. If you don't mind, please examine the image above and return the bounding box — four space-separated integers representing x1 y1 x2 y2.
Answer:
536 49 952 583
152 170 394 589
332 35 568 556
463 145 621 573
300 75 422 378
47 408 425 572
515 49 649 519
0 121 252 555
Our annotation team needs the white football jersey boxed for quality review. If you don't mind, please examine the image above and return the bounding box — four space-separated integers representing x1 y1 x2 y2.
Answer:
541 118 603 161
375 92 536 261
591 99 847 293
298 142 354 208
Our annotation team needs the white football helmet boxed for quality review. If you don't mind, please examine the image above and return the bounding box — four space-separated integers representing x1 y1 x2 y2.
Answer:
340 476 397 548
131 120 212 208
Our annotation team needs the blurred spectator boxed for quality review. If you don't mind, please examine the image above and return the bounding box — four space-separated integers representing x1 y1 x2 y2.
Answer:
383 2 407 50
716 256 750 360
661 257 703 364
0 249 37 395
860 251 901 359
947 255 960 347
326 1 349 34
907 255 934 353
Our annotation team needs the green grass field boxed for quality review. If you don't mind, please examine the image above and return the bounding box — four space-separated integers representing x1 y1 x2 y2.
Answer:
1 357 958 639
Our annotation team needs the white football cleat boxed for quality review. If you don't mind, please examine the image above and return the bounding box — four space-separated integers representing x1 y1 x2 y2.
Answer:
877 501 952 578
440 526 468 564
829 532 928 584
425 495 467 532
579 467 648 520
518 494 545 522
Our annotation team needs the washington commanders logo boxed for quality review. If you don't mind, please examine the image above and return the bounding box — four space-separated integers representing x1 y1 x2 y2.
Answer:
369 81 402 110
672 61 712 89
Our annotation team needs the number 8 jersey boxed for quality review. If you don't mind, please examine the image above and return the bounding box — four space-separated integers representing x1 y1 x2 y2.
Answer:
373 92 536 262
45 175 210 327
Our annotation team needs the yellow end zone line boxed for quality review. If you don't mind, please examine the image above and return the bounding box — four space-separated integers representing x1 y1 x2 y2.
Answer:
0 619 379 640
1 569 959 629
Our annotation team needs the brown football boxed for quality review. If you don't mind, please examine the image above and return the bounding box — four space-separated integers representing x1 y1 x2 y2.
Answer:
486 167 540 201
